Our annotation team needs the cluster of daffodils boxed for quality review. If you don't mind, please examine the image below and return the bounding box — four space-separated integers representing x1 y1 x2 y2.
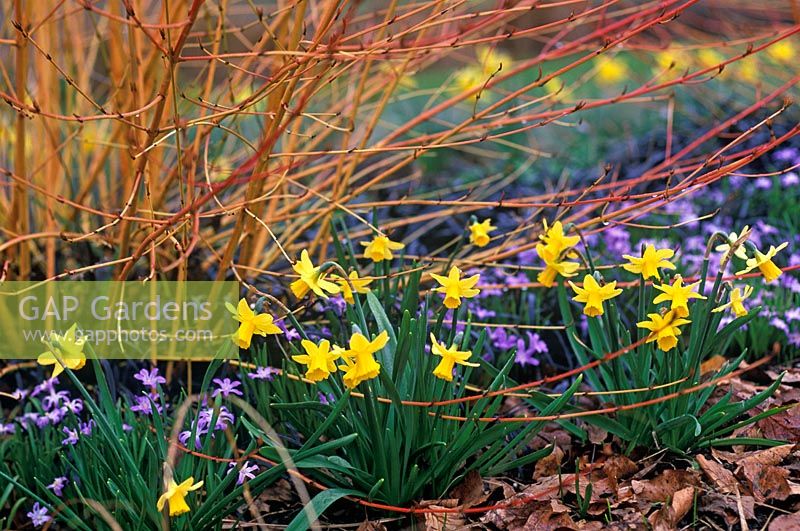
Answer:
453 46 512 97
540 219 790 354
535 220 580 287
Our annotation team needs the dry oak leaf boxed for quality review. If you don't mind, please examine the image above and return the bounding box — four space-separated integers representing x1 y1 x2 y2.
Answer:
739 463 791 502
534 446 565 480
768 511 800 531
631 469 701 504
647 486 695 531
418 499 464 531
696 455 740 494
449 469 487 508
700 492 754 526
736 444 794 470
603 455 638 493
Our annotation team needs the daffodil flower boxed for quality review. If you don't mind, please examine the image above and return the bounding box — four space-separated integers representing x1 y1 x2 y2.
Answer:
360 235 405 263
332 271 372 304
291 339 340 382
290 250 341 299
595 55 629 84
157 476 203 516
712 285 754 318
37 324 86 379
431 266 481 309
767 40 794 63
539 220 580 256
568 275 622 317
338 331 388 389
714 226 750 263
536 243 580 288
469 219 496 247
636 310 691 352
622 245 676 280
227 298 282 349
652 275 706 318
430 334 479 382
736 243 788 283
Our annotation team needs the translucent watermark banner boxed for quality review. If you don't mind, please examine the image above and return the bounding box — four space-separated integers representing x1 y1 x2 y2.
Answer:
0 281 240 360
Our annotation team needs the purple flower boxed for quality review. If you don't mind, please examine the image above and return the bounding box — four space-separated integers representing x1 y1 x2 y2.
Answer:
514 332 545 367
786 308 800 322
45 409 64 425
179 427 207 449
277 320 301 341
603 225 631 256
754 177 772 190
130 395 163 415
11 388 29 401
41 389 70 411
782 172 799 187
134 367 166 388
247 366 278 381
198 405 235 431
63 398 83 414
61 426 79 446
770 317 789 333
212 378 243 398
27 502 50 528
317 392 335 405
46 476 68 497
0 423 15 435
789 333 800 348
228 461 259 485
122 423 133 432
19 412 42 430
775 147 799 161
31 378 59 398
489 327 517 350
79 420 95 436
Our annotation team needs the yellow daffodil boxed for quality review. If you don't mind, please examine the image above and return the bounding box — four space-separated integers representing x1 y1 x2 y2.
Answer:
338 331 388 389
655 49 678 71
636 310 691 352
715 226 750 263
622 245 676 280
290 250 341 299
540 220 580 256
737 56 759 83
37 324 86 379
360 235 405 263
697 48 725 69
712 285 754 318
469 219 496 247
536 243 580 288
157 476 203 517
736 243 788 283
595 55 629 84
332 271 372 304
454 46 512 96
228 298 282 349
568 275 622 317
767 40 794 63
431 266 481 309
652 275 706 318
430 334 479 382
292 339 340 382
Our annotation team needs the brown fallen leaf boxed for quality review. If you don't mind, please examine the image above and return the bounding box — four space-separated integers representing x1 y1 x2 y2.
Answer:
768 511 800 531
449 469 486 508
603 455 638 493
740 463 791 502
736 444 794 469
648 486 695 531
701 355 726 375
701 492 754 527
756 403 800 441
534 446 565 480
418 499 463 531
357 520 388 531
696 454 740 494
631 469 701 504
482 499 577 531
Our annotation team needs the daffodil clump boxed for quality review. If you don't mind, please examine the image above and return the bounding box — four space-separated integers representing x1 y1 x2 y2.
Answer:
554 225 787 452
